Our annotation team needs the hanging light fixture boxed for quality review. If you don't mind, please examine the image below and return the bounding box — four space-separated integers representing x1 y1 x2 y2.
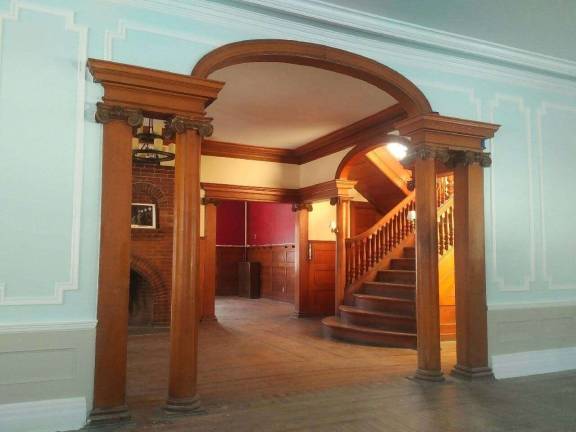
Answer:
132 117 175 164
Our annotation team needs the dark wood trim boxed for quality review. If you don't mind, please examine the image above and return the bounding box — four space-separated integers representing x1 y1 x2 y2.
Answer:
201 180 358 204
191 39 433 117
202 139 299 164
201 182 299 203
201 202 217 321
201 104 405 165
299 179 357 203
295 104 406 164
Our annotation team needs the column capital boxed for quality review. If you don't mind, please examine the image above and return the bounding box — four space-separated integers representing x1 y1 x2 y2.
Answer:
402 144 451 168
165 116 214 138
330 196 352 206
95 102 143 127
201 197 221 206
446 150 492 168
292 203 313 212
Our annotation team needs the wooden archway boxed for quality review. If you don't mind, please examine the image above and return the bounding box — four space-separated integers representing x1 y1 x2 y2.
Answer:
335 135 412 180
191 39 433 118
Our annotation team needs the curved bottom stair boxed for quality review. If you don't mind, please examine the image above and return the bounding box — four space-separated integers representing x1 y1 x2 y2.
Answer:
322 246 417 349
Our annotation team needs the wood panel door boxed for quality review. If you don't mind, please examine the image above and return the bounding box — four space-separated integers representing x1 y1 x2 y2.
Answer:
306 241 336 316
247 245 295 303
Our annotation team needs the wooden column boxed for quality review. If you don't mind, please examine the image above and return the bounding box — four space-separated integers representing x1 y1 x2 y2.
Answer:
332 197 350 315
201 198 219 321
413 149 444 382
451 151 493 380
90 104 143 424
293 203 312 317
165 116 212 414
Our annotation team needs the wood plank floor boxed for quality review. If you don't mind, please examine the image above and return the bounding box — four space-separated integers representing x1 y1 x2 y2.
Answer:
82 297 576 431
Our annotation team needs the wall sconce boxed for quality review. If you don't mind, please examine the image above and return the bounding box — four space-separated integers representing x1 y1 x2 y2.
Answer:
407 210 416 222
329 221 338 234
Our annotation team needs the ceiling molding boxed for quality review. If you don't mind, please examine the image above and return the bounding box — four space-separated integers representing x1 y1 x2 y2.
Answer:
295 103 406 163
232 0 576 81
202 139 298 164
201 104 405 165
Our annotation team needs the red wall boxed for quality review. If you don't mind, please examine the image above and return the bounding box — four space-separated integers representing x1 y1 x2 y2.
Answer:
216 200 245 245
216 201 295 246
247 202 295 245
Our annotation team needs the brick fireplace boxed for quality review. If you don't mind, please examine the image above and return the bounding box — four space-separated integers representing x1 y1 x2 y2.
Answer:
130 161 174 325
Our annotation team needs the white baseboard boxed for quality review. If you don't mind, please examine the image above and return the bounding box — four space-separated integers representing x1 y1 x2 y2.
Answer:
492 347 576 379
0 397 86 432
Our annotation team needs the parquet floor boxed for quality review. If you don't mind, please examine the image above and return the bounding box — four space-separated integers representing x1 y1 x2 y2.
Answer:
82 297 576 431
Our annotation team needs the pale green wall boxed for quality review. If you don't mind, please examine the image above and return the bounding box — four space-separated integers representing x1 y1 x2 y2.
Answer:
0 0 575 420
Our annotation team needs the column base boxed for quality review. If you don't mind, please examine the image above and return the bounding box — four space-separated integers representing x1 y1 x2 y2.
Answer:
451 364 494 380
164 396 204 416
412 368 445 382
87 405 131 426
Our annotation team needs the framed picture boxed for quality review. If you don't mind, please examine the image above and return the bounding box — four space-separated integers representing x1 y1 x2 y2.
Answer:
131 203 157 229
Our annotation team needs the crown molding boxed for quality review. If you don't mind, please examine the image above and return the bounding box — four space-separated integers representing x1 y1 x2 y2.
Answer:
201 182 299 202
295 104 406 163
202 139 298 164
203 104 404 165
233 0 576 82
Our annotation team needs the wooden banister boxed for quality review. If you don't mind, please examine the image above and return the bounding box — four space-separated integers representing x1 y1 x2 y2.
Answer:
345 175 455 292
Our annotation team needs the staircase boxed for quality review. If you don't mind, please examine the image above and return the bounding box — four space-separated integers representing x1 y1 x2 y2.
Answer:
322 175 455 348
323 245 417 348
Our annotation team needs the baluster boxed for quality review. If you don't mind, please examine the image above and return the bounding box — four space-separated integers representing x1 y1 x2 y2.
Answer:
448 207 454 247
379 228 384 259
346 241 351 284
438 214 444 255
354 240 360 279
372 234 378 265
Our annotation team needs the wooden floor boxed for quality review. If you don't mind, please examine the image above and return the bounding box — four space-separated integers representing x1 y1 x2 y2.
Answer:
82 297 576 431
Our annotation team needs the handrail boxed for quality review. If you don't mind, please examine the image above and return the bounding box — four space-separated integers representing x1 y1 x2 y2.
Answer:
345 175 454 288
349 192 415 242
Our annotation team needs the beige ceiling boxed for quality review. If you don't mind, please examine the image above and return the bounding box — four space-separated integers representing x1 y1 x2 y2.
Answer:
207 62 397 150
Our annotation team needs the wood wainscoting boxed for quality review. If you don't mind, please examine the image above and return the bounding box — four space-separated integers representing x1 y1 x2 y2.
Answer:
216 246 245 296
247 245 296 303
305 241 336 316
350 202 383 237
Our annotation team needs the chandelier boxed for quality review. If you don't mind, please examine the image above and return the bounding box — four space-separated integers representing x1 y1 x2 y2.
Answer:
132 118 175 164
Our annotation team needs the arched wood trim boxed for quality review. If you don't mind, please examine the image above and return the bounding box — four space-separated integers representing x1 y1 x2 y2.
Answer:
335 135 411 179
191 40 433 118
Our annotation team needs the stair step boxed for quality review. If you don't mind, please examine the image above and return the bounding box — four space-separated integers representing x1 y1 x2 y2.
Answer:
377 269 416 284
361 281 415 300
390 258 416 270
353 293 415 316
403 247 415 258
322 316 417 348
339 305 416 332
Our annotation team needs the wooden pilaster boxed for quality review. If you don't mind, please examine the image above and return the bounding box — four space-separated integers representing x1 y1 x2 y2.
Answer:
332 197 351 315
89 105 142 424
201 198 219 321
413 151 444 381
293 203 312 317
451 151 493 379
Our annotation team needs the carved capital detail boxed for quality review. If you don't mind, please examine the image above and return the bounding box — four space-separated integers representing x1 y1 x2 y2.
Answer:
330 197 351 206
165 116 214 138
446 150 492 168
201 197 221 206
292 203 313 212
95 103 143 127
402 144 450 168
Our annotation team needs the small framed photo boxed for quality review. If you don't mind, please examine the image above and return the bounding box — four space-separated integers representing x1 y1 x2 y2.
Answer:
131 203 157 229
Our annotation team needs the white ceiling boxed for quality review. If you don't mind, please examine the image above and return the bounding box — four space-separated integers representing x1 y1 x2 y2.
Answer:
207 62 397 149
